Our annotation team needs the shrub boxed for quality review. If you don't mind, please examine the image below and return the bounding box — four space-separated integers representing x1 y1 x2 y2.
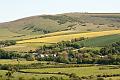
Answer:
18 77 25 80
26 55 35 61
97 77 104 80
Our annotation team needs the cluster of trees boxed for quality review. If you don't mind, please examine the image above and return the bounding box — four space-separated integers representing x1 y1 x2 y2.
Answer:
100 41 120 55
25 54 35 61
32 28 51 34
36 51 120 65
0 49 21 59
36 41 120 65
0 40 16 47
37 37 85 52
39 76 67 80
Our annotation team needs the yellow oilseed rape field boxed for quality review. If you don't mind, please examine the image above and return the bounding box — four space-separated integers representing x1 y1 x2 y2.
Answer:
17 30 120 44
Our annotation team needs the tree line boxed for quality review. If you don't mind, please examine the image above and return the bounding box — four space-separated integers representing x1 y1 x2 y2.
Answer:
0 49 21 59
0 40 16 47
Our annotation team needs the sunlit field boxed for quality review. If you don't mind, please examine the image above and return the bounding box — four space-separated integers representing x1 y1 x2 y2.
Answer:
17 30 120 44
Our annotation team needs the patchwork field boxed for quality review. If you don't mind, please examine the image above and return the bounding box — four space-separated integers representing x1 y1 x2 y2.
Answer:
2 30 119 52
17 30 120 44
21 65 120 77
0 13 120 80
0 60 120 80
0 66 120 80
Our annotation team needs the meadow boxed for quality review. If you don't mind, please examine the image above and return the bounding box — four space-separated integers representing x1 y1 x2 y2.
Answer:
0 59 41 65
0 70 68 80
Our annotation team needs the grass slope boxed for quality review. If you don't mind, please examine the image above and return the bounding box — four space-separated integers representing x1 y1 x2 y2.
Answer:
0 13 120 41
77 34 120 47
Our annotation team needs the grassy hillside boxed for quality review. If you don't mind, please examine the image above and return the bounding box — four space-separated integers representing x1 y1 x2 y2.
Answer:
0 13 120 41
0 13 120 52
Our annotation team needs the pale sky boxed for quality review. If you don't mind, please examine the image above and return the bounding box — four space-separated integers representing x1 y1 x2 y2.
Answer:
0 0 120 22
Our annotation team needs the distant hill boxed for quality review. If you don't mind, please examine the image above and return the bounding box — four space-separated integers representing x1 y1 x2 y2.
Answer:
0 13 120 40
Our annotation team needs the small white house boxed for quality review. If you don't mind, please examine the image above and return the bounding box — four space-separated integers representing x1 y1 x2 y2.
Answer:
33 53 38 55
39 54 45 58
53 54 57 57
45 54 49 57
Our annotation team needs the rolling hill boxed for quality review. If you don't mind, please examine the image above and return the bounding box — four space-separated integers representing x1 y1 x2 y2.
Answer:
0 13 120 41
0 13 120 52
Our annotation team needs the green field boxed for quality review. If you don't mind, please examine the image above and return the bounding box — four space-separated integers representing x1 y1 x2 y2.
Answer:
21 65 120 77
0 70 68 80
0 63 120 80
0 59 58 65
0 59 41 65
77 34 120 47
0 61 120 80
